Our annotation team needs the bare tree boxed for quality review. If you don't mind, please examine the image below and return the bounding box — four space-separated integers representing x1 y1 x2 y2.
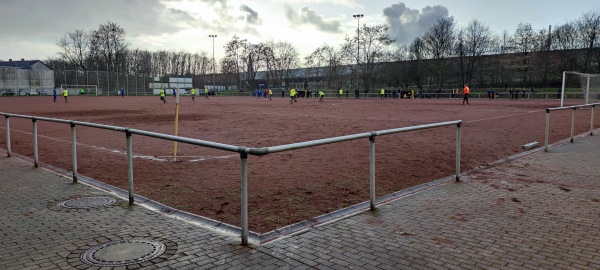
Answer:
486 35 505 87
269 41 300 89
422 17 456 90
222 35 246 90
380 44 408 90
513 23 536 53
531 28 553 86
577 11 600 72
171 51 187 76
89 21 127 90
345 24 394 90
220 58 237 90
321 45 345 89
304 46 324 87
460 20 493 86
339 41 357 88
408 37 425 90
512 22 535 87
259 42 275 88
499 30 515 54
127 49 148 75
552 22 583 50
240 42 264 91
551 22 582 74
191 52 209 87
305 45 346 89
57 29 90 72
151 50 170 78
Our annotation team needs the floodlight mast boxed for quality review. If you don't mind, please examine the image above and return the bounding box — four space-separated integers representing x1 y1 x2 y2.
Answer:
353 14 363 91
209 35 217 93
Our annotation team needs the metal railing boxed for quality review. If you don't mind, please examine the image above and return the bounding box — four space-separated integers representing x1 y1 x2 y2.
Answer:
544 103 599 152
1 112 462 246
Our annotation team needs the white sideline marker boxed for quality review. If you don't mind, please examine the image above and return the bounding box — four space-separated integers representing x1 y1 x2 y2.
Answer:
522 141 539 150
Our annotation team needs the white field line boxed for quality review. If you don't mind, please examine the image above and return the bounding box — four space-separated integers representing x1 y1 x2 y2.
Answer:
0 127 236 162
465 110 539 123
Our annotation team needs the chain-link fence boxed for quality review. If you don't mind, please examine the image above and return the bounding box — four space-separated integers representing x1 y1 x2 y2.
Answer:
55 70 152 96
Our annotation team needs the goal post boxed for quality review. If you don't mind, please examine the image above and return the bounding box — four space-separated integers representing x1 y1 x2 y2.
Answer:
60 84 99 96
561 71 600 107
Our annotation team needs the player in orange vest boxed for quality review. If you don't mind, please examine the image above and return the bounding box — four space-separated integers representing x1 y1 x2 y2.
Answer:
462 84 470 105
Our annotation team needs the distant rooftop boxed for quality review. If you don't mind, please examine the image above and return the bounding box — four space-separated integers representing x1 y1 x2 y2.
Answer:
0 59 52 70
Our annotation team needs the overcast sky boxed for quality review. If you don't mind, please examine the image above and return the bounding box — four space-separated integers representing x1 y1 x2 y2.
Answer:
0 0 598 61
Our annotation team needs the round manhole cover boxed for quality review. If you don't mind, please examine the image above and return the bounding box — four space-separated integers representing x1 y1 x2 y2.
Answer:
57 196 117 209
80 239 166 267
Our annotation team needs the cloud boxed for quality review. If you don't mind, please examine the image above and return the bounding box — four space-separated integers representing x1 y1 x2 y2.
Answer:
198 0 227 4
167 8 198 24
0 0 182 40
0 0 193 59
383 2 450 44
240 4 260 24
285 5 342 33
291 0 360 8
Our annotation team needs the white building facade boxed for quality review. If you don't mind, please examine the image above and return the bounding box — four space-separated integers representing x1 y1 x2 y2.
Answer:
0 59 55 95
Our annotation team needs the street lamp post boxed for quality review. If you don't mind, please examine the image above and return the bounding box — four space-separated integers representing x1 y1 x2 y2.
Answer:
353 14 363 91
209 34 217 92
112 28 118 94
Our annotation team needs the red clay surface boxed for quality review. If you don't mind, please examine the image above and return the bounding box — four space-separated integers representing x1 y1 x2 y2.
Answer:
1 95 597 233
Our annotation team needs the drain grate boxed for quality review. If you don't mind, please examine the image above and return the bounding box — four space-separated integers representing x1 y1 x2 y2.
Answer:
57 196 117 209
80 239 166 267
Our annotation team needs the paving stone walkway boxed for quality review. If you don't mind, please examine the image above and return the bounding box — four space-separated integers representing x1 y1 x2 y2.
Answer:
1 134 599 269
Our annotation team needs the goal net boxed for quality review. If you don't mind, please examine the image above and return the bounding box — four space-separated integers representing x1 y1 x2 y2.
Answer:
60 84 99 96
560 72 600 107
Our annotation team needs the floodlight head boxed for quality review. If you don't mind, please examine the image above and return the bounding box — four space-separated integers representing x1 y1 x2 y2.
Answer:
353 14 364 18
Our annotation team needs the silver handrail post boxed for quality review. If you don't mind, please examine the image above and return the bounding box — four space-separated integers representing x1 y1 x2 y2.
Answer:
33 119 39 168
369 133 376 211
570 108 576 143
240 152 249 246
126 131 134 204
71 123 78 182
5 115 11 157
545 109 550 152
456 122 462 181
591 105 595 136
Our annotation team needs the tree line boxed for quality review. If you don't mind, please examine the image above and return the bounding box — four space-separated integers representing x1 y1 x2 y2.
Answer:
50 10 599 92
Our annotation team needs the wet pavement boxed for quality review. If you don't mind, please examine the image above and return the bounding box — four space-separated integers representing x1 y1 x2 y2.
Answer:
1 133 599 269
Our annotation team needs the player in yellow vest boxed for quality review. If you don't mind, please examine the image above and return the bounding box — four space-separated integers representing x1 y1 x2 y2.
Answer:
267 89 272 100
289 88 297 104
62 89 68 103
191 88 195 101
204 88 209 99
380 88 385 100
319 90 325 102
160 88 166 104
338 89 343 99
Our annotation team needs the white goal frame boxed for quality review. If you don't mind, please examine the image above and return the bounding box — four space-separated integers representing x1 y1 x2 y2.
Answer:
60 84 99 96
561 71 600 107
